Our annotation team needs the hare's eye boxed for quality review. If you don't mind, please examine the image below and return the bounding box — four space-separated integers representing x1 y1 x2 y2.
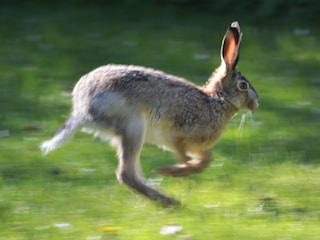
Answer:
238 81 249 91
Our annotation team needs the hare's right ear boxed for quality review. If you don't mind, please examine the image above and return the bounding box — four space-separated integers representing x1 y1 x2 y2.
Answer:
221 21 242 70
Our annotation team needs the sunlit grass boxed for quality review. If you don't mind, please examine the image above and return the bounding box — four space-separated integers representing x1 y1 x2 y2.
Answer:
0 2 319 240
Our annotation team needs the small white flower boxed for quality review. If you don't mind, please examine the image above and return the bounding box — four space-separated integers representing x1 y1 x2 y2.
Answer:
54 223 72 228
160 225 183 235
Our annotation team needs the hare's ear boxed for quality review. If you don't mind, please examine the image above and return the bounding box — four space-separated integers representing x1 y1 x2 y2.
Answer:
221 21 242 70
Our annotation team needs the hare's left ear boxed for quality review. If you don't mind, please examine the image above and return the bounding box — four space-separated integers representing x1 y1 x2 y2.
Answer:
221 21 242 70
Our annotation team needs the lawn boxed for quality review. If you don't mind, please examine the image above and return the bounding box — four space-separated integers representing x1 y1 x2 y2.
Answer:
0 2 319 240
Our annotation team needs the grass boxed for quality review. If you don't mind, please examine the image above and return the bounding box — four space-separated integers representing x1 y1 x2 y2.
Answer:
0 2 319 240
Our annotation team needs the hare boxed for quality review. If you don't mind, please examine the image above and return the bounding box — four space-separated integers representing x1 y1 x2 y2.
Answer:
40 21 259 206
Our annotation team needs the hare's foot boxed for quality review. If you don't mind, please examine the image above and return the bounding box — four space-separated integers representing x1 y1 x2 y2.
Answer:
157 151 212 177
119 169 181 206
156 159 210 177
156 163 194 177
158 195 181 207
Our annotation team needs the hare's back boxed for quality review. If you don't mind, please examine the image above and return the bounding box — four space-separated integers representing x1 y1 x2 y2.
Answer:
73 64 203 106
72 64 215 128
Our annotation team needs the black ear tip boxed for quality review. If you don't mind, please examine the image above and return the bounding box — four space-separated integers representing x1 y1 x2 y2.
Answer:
230 21 240 32
231 21 239 27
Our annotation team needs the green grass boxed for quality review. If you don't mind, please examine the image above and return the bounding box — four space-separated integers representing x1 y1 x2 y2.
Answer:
1 2 319 240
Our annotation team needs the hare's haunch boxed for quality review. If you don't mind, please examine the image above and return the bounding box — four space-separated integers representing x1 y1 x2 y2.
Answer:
41 21 259 206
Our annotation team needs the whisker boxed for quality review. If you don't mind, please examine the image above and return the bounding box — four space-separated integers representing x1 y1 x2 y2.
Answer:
238 111 253 137
238 113 247 137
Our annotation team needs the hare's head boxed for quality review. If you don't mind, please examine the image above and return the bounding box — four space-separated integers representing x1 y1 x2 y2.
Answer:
206 22 259 112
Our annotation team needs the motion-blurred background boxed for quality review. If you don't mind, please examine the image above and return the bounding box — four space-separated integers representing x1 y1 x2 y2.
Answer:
0 1 319 239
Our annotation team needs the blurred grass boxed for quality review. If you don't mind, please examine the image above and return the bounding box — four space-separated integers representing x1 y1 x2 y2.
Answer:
0 2 320 240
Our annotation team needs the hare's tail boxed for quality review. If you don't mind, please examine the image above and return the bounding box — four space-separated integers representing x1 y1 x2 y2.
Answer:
40 116 81 155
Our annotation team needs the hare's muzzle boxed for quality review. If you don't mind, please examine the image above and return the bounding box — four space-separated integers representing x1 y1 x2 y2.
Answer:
248 98 259 111
247 92 259 111
246 87 259 111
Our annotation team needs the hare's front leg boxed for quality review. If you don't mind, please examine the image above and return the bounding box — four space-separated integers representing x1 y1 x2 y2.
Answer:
156 150 212 177
115 113 180 206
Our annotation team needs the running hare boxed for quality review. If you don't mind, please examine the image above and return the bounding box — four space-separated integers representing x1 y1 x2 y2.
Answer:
41 21 259 206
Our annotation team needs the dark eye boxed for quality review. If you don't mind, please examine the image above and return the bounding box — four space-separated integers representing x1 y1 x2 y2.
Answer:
238 81 249 91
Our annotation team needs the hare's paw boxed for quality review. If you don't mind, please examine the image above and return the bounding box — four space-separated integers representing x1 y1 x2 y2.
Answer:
155 163 201 177
156 158 211 177
158 195 181 207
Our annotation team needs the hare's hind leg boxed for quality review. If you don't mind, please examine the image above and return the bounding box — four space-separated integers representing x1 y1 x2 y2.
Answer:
156 150 212 177
115 113 180 206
